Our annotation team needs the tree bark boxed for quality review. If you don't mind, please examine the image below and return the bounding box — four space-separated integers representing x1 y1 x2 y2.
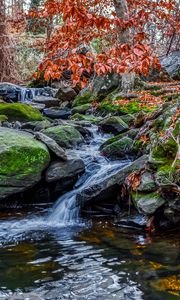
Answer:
0 0 20 82
113 0 135 92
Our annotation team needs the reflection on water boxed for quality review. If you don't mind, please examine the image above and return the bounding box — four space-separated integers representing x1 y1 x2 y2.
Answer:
0 213 179 300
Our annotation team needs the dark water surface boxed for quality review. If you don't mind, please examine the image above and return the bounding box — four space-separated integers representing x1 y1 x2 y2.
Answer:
0 209 179 300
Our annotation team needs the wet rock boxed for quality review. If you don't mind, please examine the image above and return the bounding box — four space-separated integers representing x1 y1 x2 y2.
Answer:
77 155 148 205
137 172 157 192
29 102 46 111
42 125 84 148
35 132 67 161
99 116 129 134
32 95 60 108
43 107 71 119
115 214 148 229
55 86 77 101
133 192 165 215
0 127 50 200
46 158 85 182
71 113 99 123
0 82 22 102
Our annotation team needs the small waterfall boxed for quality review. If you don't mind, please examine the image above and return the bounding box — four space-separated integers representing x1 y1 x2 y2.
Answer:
47 126 128 226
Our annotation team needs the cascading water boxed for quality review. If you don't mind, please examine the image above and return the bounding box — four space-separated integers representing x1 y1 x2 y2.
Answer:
47 125 129 225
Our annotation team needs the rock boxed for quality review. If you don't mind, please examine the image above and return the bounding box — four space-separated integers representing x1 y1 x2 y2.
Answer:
73 124 92 138
115 214 148 229
72 91 94 107
99 116 129 134
134 111 146 128
29 102 46 111
71 113 100 123
77 155 148 205
0 103 44 122
42 125 84 148
160 51 180 79
100 128 138 150
133 192 165 215
46 158 85 182
32 95 60 108
0 82 23 102
21 120 52 131
72 103 92 114
137 172 157 192
43 107 71 119
55 86 77 101
0 114 8 123
0 127 50 199
35 132 67 161
101 137 138 159
91 73 120 100
60 101 70 109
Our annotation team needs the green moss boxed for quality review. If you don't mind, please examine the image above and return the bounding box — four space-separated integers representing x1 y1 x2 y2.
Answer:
42 125 83 148
101 136 136 158
163 93 180 102
0 115 8 122
72 103 92 114
71 113 99 123
0 128 50 186
149 90 164 97
72 91 95 107
0 103 44 122
150 138 178 166
100 129 138 149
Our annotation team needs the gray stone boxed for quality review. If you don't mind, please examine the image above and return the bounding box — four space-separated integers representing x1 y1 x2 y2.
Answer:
137 172 157 192
136 192 165 215
32 95 60 108
161 51 180 79
43 107 71 119
35 131 67 161
99 116 129 134
77 155 148 204
46 159 85 182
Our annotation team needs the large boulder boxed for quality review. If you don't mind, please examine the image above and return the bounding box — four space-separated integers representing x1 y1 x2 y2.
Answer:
0 103 44 122
0 83 23 102
99 116 129 134
132 192 165 215
77 155 148 205
46 159 85 182
42 125 84 148
160 51 180 79
0 127 50 199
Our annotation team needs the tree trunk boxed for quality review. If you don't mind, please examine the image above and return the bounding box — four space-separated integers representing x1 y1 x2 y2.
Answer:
0 0 20 82
113 0 135 92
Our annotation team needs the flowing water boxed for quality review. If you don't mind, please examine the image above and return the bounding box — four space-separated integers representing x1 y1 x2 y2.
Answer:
0 126 179 300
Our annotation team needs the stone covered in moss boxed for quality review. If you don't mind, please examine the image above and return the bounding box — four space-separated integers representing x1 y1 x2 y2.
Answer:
0 115 8 122
0 103 44 122
100 129 138 150
99 116 128 134
42 125 84 148
0 127 50 199
137 172 157 192
71 113 99 123
72 103 92 114
101 136 140 159
132 191 165 215
149 137 178 166
72 91 94 107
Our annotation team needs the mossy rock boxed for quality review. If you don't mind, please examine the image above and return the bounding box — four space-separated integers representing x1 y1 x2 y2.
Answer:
0 103 44 122
42 125 84 148
72 91 94 107
155 165 179 187
100 128 138 150
132 191 165 215
0 114 8 122
101 136 139 159
120 114 135 126
72 103 92 114
70 113 99 123
149 137 178 166
99 116 128 134
0 127 50 199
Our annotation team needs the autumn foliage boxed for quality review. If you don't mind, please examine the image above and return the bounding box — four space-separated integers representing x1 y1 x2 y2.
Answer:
29 0 179 86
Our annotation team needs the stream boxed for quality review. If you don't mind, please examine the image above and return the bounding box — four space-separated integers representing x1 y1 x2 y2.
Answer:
0 126 179 300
